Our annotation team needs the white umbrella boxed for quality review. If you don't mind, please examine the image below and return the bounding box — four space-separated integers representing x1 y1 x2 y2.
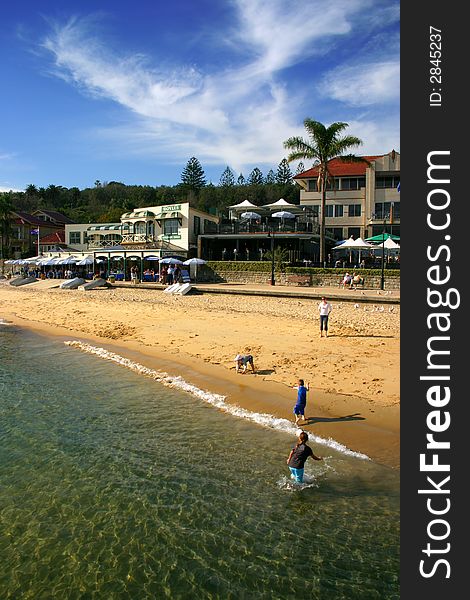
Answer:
375 237 400 249
332 236 374 263
240 211 261 220
264 198 297 209
271 211 296 219
271 210 296 231
183 258 206 265
373 236 400 265
76 256 94 266
58 256 79 265
160 257 183 265
228 199 258 209
183 257 206 281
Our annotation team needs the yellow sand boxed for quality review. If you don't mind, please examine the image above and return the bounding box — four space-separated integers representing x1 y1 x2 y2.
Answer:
0 281 400 468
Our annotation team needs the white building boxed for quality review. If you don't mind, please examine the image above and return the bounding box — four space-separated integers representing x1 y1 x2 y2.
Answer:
64 202 219 259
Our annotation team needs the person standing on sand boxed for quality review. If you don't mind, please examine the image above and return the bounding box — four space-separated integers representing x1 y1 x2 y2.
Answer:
287 431 322 483
293 379 309 425
318 297 332 337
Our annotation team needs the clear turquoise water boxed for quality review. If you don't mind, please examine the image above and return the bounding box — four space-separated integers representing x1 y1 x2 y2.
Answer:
0 325 399 599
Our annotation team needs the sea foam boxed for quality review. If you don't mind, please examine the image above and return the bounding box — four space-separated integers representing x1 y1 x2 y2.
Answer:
64 340 370 461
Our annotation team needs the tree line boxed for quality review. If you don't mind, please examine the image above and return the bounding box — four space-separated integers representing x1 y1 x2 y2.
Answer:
0 157 306 225
2 118 364 263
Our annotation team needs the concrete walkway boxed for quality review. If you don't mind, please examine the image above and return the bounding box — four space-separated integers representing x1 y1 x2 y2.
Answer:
111 280 400 304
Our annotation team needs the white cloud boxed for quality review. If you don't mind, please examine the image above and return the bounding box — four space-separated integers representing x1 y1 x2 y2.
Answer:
0 185 22 192
39 1 398 172
320 61 400 106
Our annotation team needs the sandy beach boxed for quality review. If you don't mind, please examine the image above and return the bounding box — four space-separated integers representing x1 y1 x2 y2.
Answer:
0 280 400 468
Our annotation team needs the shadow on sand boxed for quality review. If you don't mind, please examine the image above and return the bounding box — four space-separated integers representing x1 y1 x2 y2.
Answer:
301 413 366 425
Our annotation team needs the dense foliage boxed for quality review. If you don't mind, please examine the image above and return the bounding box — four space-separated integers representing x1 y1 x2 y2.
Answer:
0 158 301 223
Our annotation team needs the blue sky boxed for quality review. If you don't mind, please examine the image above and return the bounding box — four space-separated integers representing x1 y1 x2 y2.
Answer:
0 0 399 191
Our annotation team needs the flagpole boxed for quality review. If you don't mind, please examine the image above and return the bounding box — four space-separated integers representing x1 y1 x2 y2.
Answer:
37 226 40 257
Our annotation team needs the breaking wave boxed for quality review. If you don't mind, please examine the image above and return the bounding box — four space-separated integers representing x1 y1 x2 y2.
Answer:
64 340 370 461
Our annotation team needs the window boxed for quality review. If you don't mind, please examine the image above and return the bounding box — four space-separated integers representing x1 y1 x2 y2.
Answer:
134 221 146 235
348 204 361 217
307 179 339 191
324 205 343 217
194 216 201 236
376 175 400 189
325 227 343 240
163 219 179 235
204 219 217 233
69 231 81 245
308 180 318 192
348 227 361 239
340 177 365 190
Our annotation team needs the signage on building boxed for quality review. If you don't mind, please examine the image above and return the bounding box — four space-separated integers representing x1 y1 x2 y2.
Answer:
161 204 181 212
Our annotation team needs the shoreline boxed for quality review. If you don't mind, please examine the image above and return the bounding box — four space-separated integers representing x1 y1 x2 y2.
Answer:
0 283 399 468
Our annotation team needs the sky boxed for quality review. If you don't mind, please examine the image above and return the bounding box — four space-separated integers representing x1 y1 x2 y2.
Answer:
0 0 400 192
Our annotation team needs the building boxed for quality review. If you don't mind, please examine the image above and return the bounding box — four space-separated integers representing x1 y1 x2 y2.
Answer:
62 202 219 262
198 198 319 263
38 230 69 253
7 211 72 258
293 150 400 242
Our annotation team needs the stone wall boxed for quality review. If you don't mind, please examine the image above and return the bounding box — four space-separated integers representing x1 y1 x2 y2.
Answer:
197 267 400 290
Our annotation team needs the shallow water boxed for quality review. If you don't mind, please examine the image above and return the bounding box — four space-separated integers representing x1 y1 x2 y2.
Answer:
0 324 399 599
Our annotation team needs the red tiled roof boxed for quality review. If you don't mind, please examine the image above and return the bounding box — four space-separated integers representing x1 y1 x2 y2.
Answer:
294 155 382 179
39 231 66 244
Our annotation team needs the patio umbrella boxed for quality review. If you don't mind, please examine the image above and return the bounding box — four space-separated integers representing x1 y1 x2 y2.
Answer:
183 257 206 281
271 211 296 219
372 236 400 264
160 257 184 265
240 211 261 220
271 210 296 231
378 237 400 249
58 256 79 265
76 256 94 265
365 233 400 242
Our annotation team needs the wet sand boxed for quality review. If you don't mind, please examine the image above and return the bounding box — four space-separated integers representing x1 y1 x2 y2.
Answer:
0 280 400 468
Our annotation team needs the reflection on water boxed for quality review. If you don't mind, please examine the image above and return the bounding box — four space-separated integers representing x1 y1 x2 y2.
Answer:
0 325 399 599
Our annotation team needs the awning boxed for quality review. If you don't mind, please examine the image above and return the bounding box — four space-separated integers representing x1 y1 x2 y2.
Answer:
155 211 182 219
87 224 130 231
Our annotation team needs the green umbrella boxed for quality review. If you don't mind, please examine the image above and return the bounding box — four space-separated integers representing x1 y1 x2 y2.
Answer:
365 233 400 242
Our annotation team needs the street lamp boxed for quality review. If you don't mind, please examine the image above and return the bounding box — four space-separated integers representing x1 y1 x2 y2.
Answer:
268 229 275 286
380 219 386 291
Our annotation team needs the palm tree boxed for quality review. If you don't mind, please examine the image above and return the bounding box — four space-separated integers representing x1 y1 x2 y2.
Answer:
284 119 363 264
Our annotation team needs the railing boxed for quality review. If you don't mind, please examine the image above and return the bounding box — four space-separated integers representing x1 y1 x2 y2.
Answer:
87 239 122 249
217 220 319 235
121 233 153 244
370 213 400 221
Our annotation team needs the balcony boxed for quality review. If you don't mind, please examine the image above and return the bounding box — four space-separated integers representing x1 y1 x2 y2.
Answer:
87 239 122 249
369 213 400 223
121 233 154 245
216 218 319 235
